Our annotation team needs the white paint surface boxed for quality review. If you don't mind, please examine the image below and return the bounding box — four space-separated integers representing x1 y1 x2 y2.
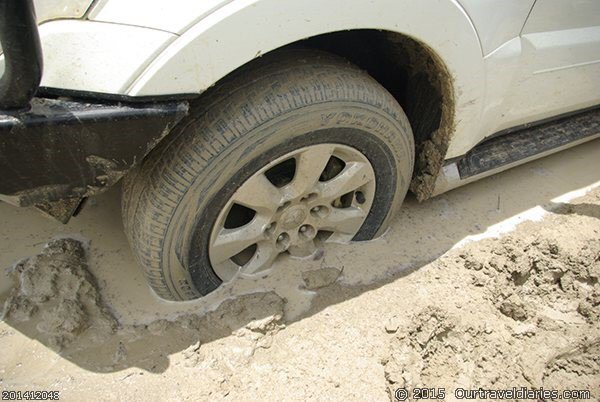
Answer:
448 0 600 155
123 0 485 163
89 0 232 34
38 20 175 93
33 0 93 22
457 0 534 55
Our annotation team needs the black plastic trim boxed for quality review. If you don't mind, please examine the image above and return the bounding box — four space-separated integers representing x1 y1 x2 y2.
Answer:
442 104 600 167
457 107 600 179
476 104 600 147
38 87 200 104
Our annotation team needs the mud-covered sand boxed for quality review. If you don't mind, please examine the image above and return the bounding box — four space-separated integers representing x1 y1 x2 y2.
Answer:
0 141 599 400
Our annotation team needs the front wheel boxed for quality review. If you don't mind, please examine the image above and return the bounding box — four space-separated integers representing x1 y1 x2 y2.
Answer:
122 50 414 300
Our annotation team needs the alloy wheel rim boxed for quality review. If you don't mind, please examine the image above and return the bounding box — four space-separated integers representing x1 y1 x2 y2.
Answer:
208 143 376 281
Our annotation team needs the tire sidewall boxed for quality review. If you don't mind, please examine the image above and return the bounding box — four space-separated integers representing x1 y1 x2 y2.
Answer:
162 102 413 298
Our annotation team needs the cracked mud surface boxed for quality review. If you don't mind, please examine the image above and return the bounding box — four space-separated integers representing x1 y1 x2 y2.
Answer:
1 142 599 400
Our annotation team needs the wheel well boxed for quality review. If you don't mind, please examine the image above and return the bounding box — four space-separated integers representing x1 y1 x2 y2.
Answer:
190 29 454 201
296 30 455 201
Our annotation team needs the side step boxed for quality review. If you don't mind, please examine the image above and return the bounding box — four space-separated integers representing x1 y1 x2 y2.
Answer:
433 107 600 195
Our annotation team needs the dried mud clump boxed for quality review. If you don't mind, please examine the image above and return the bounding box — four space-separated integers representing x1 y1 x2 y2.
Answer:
383 209 599 398
382 192 600 400
1 238 117 350
383 306 527 397
174 292 286 372
542 340 600 392
460 236 599 325
2 238 286 372
301 267 342 290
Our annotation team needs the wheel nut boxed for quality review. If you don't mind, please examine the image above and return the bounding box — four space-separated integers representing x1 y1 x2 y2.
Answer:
275 232 290 251
277 201 292 213
298 224 316 240
310 205 329 218
301 193 318 203
265 222 277 236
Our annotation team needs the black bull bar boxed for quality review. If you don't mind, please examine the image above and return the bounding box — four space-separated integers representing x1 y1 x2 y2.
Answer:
0 0 189 222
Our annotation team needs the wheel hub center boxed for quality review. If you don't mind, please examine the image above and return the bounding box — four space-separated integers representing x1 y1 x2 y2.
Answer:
280 206 307 230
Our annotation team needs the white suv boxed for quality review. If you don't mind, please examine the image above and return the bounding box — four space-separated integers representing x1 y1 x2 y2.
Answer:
0 0 598 300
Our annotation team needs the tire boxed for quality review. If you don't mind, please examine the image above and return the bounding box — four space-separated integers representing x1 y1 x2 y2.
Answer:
122 49 414 300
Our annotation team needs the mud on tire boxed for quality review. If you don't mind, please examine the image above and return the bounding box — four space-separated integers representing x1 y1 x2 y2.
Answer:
122 49 414 300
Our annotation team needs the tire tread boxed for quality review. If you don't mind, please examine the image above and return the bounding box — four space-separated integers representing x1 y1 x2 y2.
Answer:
122 49 413 300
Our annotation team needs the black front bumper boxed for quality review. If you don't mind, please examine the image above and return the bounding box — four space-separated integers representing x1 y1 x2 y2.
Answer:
0 98 188 222
0 0 190 222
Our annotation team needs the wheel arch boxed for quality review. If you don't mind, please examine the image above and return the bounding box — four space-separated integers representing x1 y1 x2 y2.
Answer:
124 0 484 200
297 30 457 200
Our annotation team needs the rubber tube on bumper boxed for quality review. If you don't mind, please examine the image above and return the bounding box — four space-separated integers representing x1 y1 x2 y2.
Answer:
0 0 43 109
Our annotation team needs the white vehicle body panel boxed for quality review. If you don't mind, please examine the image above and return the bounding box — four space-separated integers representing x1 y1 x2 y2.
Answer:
106 0 486 159
33 0 93 22
448 0 600 154
498 0 600 131
458 0 535 55
89 0 232 34
11 0 600 161
38 20 175 94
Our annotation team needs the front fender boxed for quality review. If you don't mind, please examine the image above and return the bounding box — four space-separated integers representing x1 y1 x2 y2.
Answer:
37 20 176 95
26 0 486 162
100 0 486 161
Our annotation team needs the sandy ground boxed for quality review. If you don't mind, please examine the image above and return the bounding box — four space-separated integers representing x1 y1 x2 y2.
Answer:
0 140 599 401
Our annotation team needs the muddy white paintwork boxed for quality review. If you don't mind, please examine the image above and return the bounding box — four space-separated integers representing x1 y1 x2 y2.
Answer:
457 0 535 55
502 0 600 130
33 0 93 22
120 0 486 161
26 0 600 160
38 20 175 94
1 0 94 73
468 0 600 151
88 0 232 34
